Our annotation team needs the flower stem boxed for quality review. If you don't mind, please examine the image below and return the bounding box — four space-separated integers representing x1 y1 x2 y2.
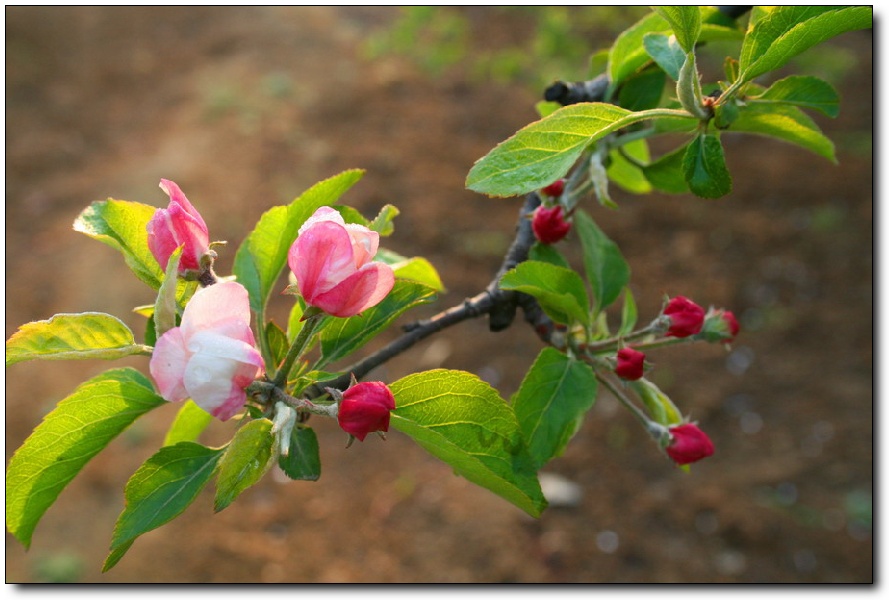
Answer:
595 370 651 429
272 312 324 388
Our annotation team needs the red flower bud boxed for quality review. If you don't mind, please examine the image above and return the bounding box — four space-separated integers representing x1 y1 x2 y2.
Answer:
337 381 396 441
532 205 571 244
541 179 565 197
721 310 740 342
615 347 645 380
665 423 714 465
663 296 705 338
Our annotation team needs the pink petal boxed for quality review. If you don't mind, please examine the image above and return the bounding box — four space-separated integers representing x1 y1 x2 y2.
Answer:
180 281 254 340
312 262 395 317
344 223 380 268
289 220 357 300
297 206 344 236
149 327 190 402
159 179 207 232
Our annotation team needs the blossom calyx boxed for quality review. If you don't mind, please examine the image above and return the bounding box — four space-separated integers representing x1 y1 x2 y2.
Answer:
147 179 211 274
663 296 705 338
615 347 645 381
149 281 264 421
665 423 714 465
287 207 395 318
531 204 571 244
337 381 396 442
700 308 740 344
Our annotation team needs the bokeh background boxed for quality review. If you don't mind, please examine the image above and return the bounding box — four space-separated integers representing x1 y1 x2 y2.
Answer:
5 7 873 583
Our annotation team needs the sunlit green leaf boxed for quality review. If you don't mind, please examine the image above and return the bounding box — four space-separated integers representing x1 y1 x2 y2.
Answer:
608 12 670 87
466 103 628 198
739 6 872 83
163 400 213 446
730 102 836 162
6 312 149 366
499 261 590 327
7 368 166 549
390 370 547 517
653 6 701 54
73 199 164 289
369 204 400 237
752 75 840 118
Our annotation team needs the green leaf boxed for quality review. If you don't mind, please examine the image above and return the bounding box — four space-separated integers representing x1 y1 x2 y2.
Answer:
369 204 400 237
618 287 638 337
6 368 166 549
730 102 836 162
608 12 670 87
643 32 686 81
574 210 630 314
319 280 437 367
739 6 872 83
163 400 213 446
608 138 652 194
374 249 445 292
682 133 732 199
6 312 149 367
752 75 840 118
643 143 691 194
153 247 182 339
512 347 598 470
466 103 631 198
499 261 590 327
617 66 666 112
528 242 571 269
104 442 223 571
277 427 322 481
629 379 683 427
73 199 164 290
265 320 290 369
214 419 275 512
653 6 701 54
232 169 365 318
390 370 547 517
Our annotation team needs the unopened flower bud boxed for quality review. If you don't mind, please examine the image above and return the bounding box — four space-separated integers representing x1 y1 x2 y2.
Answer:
541 179 565 197
337 381 396 442
665 423 714 465
663 296 705 338
699 308 741 343
615 347 645 380
532 205 571 244
147 179 210 274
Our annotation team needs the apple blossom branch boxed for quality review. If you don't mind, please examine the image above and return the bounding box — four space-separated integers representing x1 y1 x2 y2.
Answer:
307 191 555 398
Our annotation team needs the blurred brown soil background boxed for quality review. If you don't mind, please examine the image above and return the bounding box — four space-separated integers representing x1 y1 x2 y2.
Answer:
4 7 873 583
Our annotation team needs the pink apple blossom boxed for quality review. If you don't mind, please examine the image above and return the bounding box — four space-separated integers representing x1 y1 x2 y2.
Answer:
147 179 210 273
149 281 264 421
287 206 395 318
